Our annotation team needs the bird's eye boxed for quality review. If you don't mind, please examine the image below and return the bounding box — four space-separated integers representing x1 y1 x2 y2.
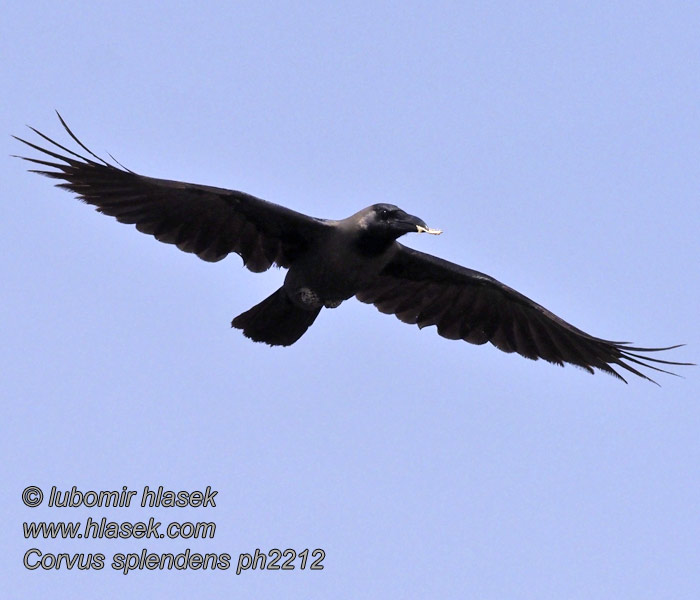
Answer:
379 209 390 221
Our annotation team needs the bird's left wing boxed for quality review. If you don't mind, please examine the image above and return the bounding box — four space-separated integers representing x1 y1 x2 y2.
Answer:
14 114 328 271
356 244 690 383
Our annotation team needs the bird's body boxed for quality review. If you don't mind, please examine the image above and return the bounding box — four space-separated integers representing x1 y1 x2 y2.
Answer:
284 212 401 308
14 114 691 383
234 206 428 345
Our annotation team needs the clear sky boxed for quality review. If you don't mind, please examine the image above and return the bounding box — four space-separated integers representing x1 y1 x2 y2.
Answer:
2 2 699 598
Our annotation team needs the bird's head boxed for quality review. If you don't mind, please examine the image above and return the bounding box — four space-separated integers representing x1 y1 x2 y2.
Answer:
355 204 442 241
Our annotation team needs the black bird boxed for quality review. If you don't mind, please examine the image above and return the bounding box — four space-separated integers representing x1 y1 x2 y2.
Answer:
14 114 691 383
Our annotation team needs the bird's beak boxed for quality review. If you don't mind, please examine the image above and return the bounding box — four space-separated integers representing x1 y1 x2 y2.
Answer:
416 224 443 235
399 213 443 235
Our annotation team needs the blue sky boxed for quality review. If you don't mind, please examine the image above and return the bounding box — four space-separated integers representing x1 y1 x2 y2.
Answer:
2 2 699 598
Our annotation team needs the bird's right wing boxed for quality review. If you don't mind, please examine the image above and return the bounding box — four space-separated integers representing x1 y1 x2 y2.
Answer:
356 244 691 383
14 114 329 271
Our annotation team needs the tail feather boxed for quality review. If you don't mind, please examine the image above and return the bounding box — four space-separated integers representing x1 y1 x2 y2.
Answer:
231 287 321 346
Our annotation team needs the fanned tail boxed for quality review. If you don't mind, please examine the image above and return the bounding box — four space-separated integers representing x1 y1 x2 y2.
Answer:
231 287 321 346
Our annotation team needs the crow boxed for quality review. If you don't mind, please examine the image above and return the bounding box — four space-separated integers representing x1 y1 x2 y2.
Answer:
14 114 691 383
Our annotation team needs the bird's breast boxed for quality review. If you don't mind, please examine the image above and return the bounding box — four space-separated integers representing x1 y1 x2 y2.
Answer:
283 237 395 308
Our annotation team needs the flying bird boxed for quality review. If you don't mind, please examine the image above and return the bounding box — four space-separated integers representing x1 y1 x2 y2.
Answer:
14 114 691 383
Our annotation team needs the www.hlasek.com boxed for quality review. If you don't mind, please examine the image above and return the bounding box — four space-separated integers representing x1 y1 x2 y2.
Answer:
24 517 215 540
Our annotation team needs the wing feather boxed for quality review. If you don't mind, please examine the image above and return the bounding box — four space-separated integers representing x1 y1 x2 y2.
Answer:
14 114 328 270
356 244 692 383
